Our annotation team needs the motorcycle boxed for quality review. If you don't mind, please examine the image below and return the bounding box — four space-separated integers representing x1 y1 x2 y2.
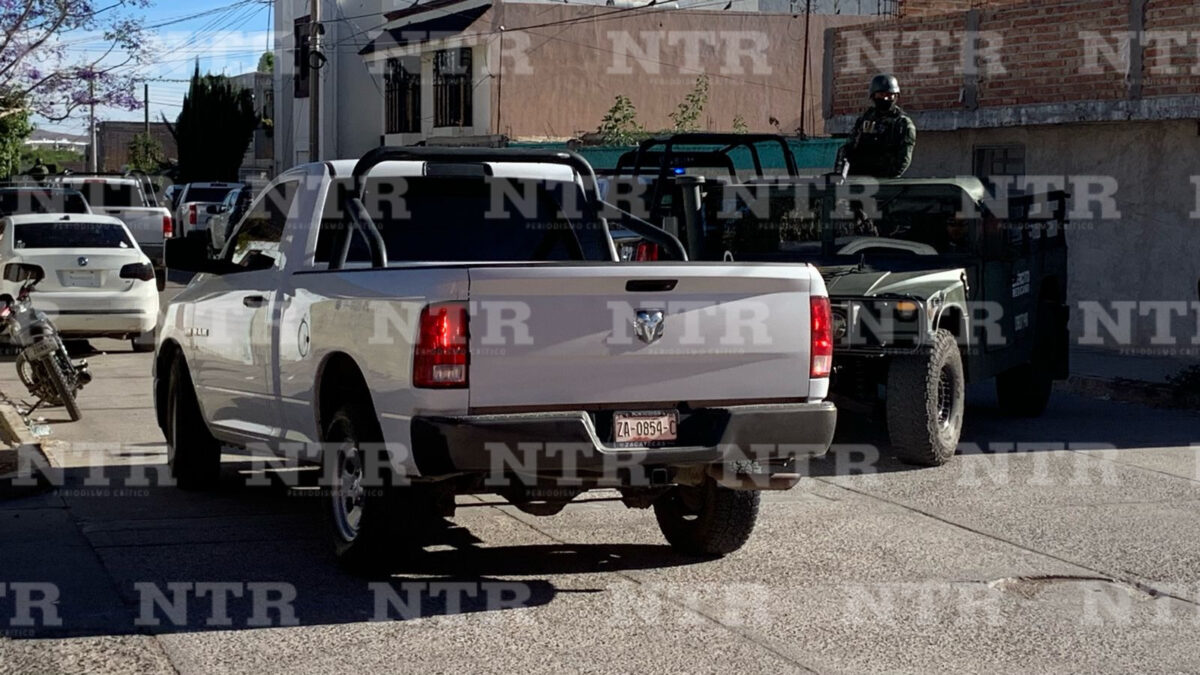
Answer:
0 263 90 421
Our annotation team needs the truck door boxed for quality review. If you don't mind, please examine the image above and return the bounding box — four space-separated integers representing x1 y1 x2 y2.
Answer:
189 178 299 445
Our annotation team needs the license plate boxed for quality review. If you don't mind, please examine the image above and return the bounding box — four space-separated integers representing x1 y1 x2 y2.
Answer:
613 410 678 446
64 271 99 288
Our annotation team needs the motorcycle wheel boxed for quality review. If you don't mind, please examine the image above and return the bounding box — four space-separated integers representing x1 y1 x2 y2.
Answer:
41 353 81 422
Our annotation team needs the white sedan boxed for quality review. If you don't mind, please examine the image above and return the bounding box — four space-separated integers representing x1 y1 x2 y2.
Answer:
0 214 159 352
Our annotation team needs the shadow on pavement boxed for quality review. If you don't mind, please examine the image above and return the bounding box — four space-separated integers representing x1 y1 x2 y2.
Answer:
807 382 1200 478
0 460 701 639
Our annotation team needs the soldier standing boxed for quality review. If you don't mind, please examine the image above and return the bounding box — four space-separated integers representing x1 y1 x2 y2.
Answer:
836 74 917 179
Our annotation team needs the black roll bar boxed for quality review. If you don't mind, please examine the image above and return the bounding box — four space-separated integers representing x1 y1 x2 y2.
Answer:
344 146 686 266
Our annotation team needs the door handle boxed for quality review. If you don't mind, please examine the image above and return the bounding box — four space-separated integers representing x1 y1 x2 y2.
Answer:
243 294 266 308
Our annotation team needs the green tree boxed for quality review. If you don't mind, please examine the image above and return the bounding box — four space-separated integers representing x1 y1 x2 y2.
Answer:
19 146 84 173
166 65 258 183
597 94 645 145
127 132 164 172
668 75 709 133
257 52 274 74
0 94 33 179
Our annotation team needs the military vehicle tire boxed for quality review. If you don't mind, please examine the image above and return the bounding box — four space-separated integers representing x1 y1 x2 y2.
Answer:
995 301 1056 417
885 329 964 466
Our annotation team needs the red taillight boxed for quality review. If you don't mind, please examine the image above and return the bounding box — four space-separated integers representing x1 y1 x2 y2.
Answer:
810 296 833 378
163 214 173 238
119 262 156 281
413 303 469 388
188 204 197 225
634 242 659 261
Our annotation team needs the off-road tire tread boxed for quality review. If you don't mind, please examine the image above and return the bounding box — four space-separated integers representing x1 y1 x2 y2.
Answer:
886 329 964 467
43 354 81 422
654 463 761 556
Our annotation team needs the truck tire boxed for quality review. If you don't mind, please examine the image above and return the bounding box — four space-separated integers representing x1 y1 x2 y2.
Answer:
995 301 1056 417
885 329 964 467
167 359 221 490
323 402 432 574
653 472 760 556
155 268 167 292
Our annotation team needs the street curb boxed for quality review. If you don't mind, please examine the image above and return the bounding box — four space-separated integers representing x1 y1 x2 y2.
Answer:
1058 375 1200 412
0 397 53 499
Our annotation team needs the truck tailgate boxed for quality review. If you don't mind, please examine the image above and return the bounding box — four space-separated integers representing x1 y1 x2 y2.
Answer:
467 264 816 409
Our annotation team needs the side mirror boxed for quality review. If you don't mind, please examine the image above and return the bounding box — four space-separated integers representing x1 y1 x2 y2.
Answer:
166 236 220 274
3 263 45 283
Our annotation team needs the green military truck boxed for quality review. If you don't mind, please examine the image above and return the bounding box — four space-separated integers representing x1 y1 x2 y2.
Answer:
600 134 1069 466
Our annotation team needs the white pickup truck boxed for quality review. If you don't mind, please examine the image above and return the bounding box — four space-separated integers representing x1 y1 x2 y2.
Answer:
172 182 241 241
54 175 172 289
155 148 837 571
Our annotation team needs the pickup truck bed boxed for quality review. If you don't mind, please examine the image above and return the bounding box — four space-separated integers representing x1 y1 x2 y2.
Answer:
154 147 836 571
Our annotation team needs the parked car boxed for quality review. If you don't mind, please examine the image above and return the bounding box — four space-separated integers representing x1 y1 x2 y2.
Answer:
156 147 838 571
172 182 240 242
0 214 160 352
603 133 1070 467
205 183 256 257
51 175 173 291
0 186 91 216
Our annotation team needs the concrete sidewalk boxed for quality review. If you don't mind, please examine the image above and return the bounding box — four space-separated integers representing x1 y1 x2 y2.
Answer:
1063 347 1200 409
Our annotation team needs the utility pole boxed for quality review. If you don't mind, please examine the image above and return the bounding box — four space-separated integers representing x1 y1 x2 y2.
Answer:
799 0 812 139
309 0 321 162
89 79 98 172
144 83 150 136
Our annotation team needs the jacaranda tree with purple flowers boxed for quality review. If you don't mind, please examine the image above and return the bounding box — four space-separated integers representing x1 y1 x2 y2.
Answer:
0 0 151 174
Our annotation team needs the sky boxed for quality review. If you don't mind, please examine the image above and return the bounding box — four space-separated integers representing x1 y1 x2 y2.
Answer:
36 0 275 136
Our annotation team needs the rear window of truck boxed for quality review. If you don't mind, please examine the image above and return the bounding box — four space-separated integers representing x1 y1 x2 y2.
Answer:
13 222 134 249
315 177 611 264
184 187 237 204
65 181 144 208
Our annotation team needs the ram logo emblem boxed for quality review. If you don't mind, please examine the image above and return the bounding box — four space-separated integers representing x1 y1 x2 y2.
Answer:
633 309 665 345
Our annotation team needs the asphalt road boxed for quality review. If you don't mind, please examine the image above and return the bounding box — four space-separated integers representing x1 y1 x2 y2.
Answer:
2 286 1200 674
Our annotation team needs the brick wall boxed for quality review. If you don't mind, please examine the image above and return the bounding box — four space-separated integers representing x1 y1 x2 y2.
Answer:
979 0 1128 106
831 12 966 115
898 0 1029 18
832 0 1200 119
1142 0 1200 97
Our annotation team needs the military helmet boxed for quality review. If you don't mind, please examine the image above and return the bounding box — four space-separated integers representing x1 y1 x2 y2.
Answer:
869 74 900 97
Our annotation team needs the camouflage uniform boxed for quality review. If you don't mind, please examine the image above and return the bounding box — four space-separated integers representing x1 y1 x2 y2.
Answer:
841 105 917 179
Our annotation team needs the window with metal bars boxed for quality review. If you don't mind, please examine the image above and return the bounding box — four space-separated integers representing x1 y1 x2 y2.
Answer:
972 144 1026 190
433 48 473 128
385 57 421 134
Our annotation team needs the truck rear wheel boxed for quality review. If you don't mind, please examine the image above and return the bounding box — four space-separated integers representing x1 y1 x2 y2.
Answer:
323 402 433 574
885 329 964 467
167 359 220 490
995 301 1056 417
653 474 760 556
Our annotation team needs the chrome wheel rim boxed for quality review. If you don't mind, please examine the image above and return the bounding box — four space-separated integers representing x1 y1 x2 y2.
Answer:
331 439 366 542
